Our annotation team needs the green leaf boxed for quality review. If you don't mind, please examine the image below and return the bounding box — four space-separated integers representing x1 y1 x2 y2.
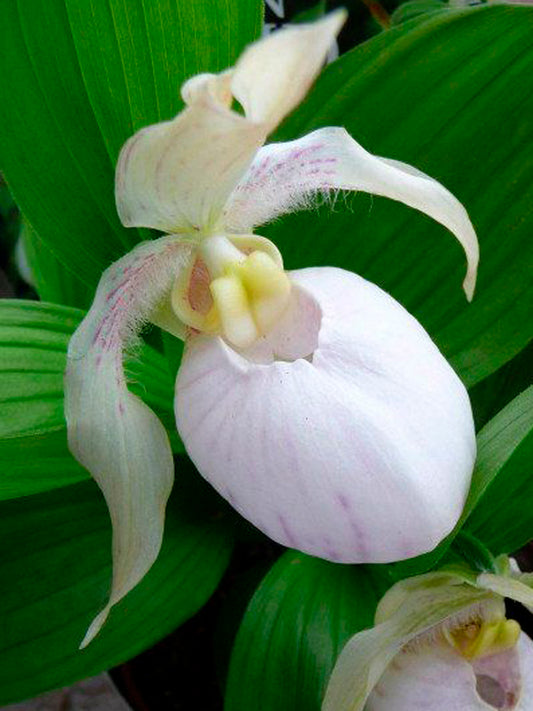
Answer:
225 552 391 711
391 0 447 26
0 0 128 292
65 0 264 161
20 219 93 309
469 342 532 431
0 300 180 500
268 5 533 386
0 0 263 293
0 464 234 704
464 386 533 555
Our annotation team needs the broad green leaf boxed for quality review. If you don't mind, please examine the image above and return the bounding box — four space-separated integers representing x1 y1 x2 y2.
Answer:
0 300 180 500
0 466 234 704
469 342 532 430
20 220 93 309
267 5 533 386
65 0 264 160
0 0 128 294
0 0 263 294
225 552 391 711
464 387 533 555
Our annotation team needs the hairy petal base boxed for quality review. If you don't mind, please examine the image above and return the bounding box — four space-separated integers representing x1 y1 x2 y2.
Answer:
224 127 478 298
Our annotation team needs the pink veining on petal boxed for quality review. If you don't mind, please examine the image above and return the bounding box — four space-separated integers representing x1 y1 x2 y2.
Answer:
224 139 342 231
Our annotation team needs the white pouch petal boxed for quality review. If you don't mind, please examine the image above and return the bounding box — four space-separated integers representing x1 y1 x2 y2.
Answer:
175 266 476 563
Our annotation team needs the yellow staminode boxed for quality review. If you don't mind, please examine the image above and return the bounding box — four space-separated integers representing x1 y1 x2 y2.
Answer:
210 250 291 348
170 235 292 349
444 617 521 660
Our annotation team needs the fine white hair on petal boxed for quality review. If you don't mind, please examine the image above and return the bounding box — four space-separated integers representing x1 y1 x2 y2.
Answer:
223 127 479 299
65 235 192 647
175 266 476 565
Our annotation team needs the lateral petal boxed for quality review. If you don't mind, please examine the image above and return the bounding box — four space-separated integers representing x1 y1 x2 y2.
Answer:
224 127 478 299
175 266 476 564
65 236 191 646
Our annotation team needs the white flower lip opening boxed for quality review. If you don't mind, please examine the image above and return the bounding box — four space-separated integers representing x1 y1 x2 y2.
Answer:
65 10 480 648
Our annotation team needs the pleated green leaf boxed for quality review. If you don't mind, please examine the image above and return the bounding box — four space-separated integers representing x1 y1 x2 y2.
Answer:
225 552 391 711
266 4 533 387
0 467 234 704
0 0 262 296
0 300 180 500
0 0 128 295
20 220 93 309
65 0 263 160
464 387 533 555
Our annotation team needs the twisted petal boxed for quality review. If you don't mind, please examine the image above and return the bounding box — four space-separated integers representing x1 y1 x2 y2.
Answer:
224 127 479 299
116 13 345 234
175 266 476 565
366 635 533 711
65 236 191 646
115 73 266 234
231 10 346 130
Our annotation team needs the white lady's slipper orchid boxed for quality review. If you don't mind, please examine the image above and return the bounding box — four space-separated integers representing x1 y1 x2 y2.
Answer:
65 12 479 646
323 559 533 711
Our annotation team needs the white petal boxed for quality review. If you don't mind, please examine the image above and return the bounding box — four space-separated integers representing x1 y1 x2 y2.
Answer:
231 11 346 130
224 127 478 299
65 236 191 646
367 642 519 711
515 633 533 710
175 266 476 564
116 13 345 235
115 73 267 233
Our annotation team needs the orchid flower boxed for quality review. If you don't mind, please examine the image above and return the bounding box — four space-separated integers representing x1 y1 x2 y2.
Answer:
323 557 533 710
65 11 479 646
